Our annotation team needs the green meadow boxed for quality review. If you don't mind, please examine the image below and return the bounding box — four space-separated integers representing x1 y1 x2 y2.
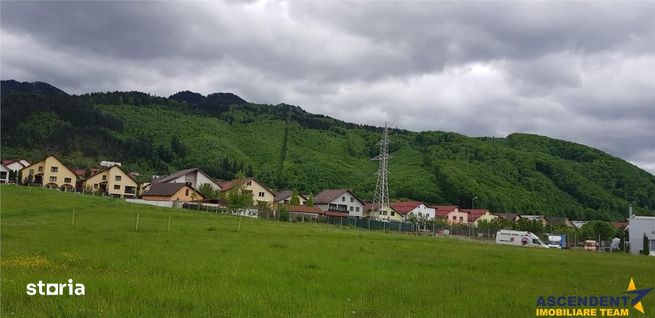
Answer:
1 186 654 317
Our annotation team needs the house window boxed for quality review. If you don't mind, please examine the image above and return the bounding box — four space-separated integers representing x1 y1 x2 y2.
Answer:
356 207 360 212
383 211 387 215
650 240 655 252
350 206 354 212
246 181 252 186
94 184 98 188
342 196 345 202
391 211 395 216
284 199 289 204
452 216 456 221
102 175 107 181
113 185 120 190
49 176 57 182
459 216 464 222
64 177 72 183
185 189 190 196
115 175 122 181
38 166 43 172
259 192 265 197
350 197 354 203
51 166 58 172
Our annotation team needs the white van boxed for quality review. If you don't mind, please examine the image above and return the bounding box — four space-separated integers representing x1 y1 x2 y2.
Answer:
496 230 549 248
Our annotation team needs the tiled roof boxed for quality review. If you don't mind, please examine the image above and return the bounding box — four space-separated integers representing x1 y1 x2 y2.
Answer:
143 183 187 196
274 191 306 202
432 205 459 217
390 201 423 214
285 205 322 214
314 189 363 205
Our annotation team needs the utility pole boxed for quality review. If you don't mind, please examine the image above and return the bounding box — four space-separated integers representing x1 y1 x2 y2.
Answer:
372 123 392 220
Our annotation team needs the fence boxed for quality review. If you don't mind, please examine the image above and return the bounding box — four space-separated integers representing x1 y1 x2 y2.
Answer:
178 203 501 241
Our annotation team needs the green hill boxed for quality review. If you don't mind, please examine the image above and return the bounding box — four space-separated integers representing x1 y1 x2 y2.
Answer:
2 80 654 220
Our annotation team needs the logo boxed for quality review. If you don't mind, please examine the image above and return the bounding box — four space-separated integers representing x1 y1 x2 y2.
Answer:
535 277 652 317
627 278 652 314
26 279 85 296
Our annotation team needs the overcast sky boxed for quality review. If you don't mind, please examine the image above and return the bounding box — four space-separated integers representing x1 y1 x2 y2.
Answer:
2 1 654 174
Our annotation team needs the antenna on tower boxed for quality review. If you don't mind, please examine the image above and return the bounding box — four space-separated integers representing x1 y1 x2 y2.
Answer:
372 122 391 220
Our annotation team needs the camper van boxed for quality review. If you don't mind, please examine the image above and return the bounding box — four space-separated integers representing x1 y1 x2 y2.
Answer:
496 230 549 248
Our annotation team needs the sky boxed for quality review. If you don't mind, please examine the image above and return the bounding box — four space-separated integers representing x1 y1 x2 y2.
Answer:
2 1 654 174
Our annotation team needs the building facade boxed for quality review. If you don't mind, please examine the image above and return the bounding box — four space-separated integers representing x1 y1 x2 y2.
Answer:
628 216 655 255
20 155 77 190
83 165 139 198
314 189 364 217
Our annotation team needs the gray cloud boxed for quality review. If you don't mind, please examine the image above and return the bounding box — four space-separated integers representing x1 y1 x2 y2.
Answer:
1 1 654 174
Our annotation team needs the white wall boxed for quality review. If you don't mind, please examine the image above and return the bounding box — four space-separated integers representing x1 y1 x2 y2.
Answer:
628 216 655 255
408 204 435 219
126 199 174 208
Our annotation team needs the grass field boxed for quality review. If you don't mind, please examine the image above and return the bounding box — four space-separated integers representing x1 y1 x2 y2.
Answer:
1 186 654 317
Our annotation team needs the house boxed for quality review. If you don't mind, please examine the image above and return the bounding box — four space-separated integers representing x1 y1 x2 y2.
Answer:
219 177 275 204
627 215 655 255
518 215 549 226
141 183 205 202
545 216 573 227
0 164 9 184
494 213 520 222
433 205 468 224
19 155 77 191
2 159 31 172
314 189 365 217
389 201 435 222
462 209 497 227
153 168 221 191
274 191 307 205
82 165 139 198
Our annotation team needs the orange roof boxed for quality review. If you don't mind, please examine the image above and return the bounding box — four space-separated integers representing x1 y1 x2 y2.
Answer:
432 205 460 217
390 201 424 214
285 205 322 214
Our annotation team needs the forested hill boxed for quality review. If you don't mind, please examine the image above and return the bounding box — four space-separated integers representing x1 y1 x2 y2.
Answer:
2 80 654 220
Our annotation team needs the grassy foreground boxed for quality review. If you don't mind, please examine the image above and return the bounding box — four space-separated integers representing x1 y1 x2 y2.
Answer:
1 186 654 317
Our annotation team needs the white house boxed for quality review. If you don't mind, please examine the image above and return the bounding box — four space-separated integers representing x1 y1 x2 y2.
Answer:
0 164 9 184
314 189 365 217
628 215 655 256
153 168 221 191
390 201 435 221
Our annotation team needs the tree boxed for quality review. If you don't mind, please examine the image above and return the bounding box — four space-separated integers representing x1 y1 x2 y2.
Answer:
225 171 253 210
198 183 219 200
580 220 615 241
306 193 314 207
289 190 300 205
170 135 187 158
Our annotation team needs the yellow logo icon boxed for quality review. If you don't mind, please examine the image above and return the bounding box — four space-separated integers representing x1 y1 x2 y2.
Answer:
627 277 650 314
